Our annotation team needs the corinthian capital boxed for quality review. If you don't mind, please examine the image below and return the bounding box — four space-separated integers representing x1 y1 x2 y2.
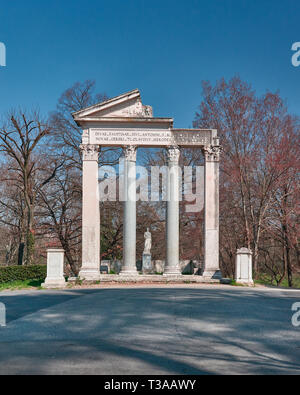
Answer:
80 144 100 161
166 146 180 163
123 145 137 162
203 145 221 162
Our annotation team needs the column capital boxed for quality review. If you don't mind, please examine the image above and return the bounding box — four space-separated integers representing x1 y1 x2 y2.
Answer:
166 146 180 163
202 144 221 162
123 145 137 162
80 144 100 161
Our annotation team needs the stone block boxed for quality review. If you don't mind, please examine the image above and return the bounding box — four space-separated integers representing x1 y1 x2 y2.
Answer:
235 248 254 285
180 260 194 274
142 254 153 274
100 260 111 274
42 249 66 289
154 260 165 274
111 260 122 274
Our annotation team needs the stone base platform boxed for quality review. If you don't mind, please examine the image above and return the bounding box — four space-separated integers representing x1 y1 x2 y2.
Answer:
69 274 221 284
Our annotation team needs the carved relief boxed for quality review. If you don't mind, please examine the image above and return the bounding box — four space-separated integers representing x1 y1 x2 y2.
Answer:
202 145 221 162
123 145 137 162
119 99 153 118
167 146 180 163
80 144 100 161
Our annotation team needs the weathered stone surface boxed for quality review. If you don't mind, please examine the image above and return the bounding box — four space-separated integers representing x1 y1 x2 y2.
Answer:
164 147 181 276
74 89 221 281
79 147 100 282
98 274 220 283
0 303 6 327
235 248 254 285
180 260 194 275
111 260 122 274
154 260 165 274
89 128 213 147
100 260 111 274
42 249 66 289
142 254 153 274
120 146 138 276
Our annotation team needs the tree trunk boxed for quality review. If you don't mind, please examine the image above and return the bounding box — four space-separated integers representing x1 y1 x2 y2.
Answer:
17 242 25 266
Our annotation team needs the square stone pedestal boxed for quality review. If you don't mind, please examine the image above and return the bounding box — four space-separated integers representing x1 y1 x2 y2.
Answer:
42 249 66 289
142 254 153 274
235 248 254 285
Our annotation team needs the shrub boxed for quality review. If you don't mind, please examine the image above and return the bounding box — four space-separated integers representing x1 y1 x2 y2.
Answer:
0 265 47 284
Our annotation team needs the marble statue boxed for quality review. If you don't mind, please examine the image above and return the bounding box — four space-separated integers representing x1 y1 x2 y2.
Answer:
144 228 152 255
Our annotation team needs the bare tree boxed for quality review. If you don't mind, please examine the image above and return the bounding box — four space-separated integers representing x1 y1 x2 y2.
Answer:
0 111 60 265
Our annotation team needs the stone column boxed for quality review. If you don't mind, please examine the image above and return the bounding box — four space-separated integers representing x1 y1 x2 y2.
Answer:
164 146 181 276
202 141 222 279
79 144 101 281
120 146 138 275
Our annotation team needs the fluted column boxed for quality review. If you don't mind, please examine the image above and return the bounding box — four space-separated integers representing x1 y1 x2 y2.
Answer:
79 144 101 281
120 146 138 275
164 146 181 276
202 140 222 279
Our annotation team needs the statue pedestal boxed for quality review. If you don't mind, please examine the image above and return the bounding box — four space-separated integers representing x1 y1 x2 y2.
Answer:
142 253 153 274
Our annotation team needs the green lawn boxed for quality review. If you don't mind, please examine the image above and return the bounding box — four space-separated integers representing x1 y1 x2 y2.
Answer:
0 279 43 291
255 274 300 289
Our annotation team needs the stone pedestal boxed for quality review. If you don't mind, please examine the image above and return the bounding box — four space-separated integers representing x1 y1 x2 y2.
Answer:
120 146 138 275
0 303 6 327
235 248 254 285
142 254 153 274
79 144 101 281
42 249 66 289
164 146 181 276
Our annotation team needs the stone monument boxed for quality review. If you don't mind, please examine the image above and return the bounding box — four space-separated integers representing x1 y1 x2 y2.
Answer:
235 248 254 285
42 249 66 289
142 228 153 274
72 89 222 281
0 303 6 327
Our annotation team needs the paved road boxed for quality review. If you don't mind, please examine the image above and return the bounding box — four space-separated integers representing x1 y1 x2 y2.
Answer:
0 284 299 375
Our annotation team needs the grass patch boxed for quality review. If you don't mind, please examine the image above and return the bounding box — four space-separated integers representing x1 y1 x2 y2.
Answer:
0 278 43 291
255 274 300 289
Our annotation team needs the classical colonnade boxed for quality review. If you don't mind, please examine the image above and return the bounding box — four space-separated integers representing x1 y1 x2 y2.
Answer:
79 141 220 280
72 89 221 280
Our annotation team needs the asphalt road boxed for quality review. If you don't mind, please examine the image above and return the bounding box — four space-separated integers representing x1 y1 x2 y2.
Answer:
0 284 299 375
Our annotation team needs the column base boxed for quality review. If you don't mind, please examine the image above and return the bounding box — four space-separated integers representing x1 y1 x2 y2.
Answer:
79 268 101 282
202 269 222 280
41 279 67 289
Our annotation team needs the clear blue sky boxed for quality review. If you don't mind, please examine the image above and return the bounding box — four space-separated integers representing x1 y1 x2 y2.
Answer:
0 0 299 127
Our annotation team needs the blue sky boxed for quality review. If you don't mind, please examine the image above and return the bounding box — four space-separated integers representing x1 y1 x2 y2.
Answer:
0 0 299 127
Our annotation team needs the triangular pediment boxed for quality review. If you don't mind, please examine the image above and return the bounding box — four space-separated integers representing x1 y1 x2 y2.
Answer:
72 89 153 120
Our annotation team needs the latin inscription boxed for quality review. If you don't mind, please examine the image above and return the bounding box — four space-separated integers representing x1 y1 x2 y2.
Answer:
89 129 212 147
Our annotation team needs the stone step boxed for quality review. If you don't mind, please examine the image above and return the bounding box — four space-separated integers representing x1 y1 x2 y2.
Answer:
95 274 220 283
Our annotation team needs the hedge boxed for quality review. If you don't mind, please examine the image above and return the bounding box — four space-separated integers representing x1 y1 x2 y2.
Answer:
0 265 47 284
